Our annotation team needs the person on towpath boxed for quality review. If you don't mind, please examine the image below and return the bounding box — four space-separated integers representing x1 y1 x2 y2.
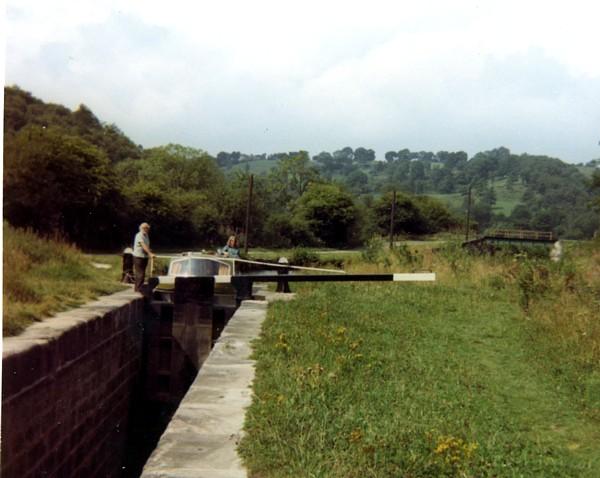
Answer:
132 222 155 292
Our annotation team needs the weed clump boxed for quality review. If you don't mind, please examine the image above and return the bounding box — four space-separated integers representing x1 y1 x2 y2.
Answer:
3 223 125 336
289 247 319 266
360 237 387 264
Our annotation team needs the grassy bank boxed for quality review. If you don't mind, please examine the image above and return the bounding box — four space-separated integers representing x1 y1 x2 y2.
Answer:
3 223 126 336
239 241 600 477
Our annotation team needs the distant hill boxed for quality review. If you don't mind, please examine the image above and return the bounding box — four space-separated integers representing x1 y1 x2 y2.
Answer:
216 146 600 238
429 177 527 216
577 163 599 179
5 85 598 240
4 85 142 163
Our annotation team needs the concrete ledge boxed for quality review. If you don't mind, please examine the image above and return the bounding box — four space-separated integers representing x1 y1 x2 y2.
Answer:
142 469 246 478
141 291 296 477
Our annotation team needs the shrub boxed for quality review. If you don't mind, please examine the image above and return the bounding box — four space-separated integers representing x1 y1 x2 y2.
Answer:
290 248 320 266
361 237 386 264
391 244 423 269
263 214 320 248
437 241 472 276
515 257 551 312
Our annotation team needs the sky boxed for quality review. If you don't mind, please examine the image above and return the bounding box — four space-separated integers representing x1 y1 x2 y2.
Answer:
4 0 600 163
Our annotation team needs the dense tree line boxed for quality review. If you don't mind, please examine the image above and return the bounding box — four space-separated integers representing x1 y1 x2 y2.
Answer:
3 86 459 251
219 144 600 238
5 86 598 247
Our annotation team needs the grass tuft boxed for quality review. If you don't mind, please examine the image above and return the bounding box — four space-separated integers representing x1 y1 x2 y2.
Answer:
3 223 126 336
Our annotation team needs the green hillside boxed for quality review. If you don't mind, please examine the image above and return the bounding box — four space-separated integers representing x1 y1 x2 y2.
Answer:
430 178 527 216
3 223 125 336
229 159 280 175
4 85 142 163
577 164 599 179
429 192 464 212
4 85 599 246
218 147 600 238
491 178 527 215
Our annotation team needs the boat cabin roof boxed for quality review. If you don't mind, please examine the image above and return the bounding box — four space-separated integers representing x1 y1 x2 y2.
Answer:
168 256 233 277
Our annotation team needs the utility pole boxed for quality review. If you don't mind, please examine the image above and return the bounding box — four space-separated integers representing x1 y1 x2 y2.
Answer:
243 174 254 256
465 184 472 241
389 189 396 250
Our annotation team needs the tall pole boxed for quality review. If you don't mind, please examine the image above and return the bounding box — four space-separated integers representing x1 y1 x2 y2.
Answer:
389 189 396 250
244 174 254 256
465 184 472 241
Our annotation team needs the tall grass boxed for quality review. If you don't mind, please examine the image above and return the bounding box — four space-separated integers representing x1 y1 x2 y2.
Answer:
239 237 600 476
518 242 600 414
403 239 600 402
3 223 125 336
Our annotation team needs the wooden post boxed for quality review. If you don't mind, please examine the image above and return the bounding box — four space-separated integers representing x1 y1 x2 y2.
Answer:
244 174 254 256
389 189 396 250
465 184 472 241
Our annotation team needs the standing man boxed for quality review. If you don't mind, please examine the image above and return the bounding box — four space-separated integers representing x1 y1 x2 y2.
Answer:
133 222 155 292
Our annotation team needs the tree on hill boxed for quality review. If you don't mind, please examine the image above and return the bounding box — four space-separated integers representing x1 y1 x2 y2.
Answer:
4 86 142 163
345 169 369 194
72 104 102 132
413 196 459 232
294 183 358 247
267 151 321 206
4 125 121 246
115 145 225 246
384 151 398 163
591 170 600 212
354 147 376 164
313 151 335 176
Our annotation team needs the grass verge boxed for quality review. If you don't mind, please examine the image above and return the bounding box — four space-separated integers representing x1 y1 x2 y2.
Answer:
239 242 600 477
3 223 126 336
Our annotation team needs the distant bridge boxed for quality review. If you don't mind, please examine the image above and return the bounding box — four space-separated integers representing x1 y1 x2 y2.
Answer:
462 229 557 250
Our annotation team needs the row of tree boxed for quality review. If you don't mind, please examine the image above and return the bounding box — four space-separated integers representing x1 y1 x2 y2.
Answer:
3 86 459 250
4 86 599 249
222 145 600 238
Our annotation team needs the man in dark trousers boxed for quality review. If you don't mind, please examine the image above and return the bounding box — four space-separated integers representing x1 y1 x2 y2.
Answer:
132 222 155 292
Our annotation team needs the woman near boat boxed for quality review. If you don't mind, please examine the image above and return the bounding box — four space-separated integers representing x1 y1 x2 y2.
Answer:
219 235 240 258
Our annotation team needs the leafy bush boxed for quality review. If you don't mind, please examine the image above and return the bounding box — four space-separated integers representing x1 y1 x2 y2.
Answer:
437 241 472 275
360 237 387 264
4 125 121 247
290 248 320 266
262 214 320 248
391 244 423 268
294 183 358 247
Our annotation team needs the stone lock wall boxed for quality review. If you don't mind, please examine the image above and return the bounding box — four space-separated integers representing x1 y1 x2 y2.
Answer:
1 289 145 478
143 277 216 404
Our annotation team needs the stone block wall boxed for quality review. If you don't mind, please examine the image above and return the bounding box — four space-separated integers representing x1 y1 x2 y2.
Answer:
143 277 225 404
1 289 145 478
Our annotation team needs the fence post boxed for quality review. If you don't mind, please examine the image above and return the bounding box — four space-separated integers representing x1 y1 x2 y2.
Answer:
121 248 134 283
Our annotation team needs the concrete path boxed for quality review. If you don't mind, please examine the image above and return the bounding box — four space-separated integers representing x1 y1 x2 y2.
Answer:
141 290 295 478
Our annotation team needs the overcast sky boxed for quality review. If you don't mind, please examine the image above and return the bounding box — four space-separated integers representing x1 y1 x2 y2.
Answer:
4 0 600 163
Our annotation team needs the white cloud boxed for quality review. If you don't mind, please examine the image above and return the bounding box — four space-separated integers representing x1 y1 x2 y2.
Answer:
4 0 600 161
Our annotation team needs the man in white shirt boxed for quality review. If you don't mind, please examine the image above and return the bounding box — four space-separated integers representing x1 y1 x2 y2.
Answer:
132 222 155 292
